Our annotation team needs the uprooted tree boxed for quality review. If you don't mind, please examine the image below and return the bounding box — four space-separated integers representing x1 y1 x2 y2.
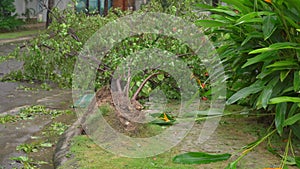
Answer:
9 0 210 132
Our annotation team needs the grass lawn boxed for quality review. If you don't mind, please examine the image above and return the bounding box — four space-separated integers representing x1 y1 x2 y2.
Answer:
60 135 199 169
0 29 43 39
57 103 295 169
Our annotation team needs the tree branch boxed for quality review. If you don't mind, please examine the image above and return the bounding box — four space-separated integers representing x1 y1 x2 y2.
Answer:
131 72 161 101
41 1 80 42
176 52 194 57
123 67 131 98
20 43 75 58
116 78 123 93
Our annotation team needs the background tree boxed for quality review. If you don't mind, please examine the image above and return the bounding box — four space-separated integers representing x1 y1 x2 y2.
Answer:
0 0 23 31
46 0 55 27
104 0 108 15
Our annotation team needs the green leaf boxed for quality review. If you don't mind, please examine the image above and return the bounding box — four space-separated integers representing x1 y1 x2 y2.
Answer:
157 74 164 81
294 71 300 92
40 142 53 148
226 81 264 104
249 42 300 54
283 113 300 127
256 68 274 79
211 14 234 23
242 139 260 150
269 96 300 104
235 11 273 25
280 70 291 82
236 11 271 25
275 102 287 136
291 125 300 140
262 15 277 40
242 51 274 68
295 156 300 168
282 86 294 94
173 152 231 164
150 119 175 125
10 156 30 162
266 61 299 68
284 16 300 29
150 113 175 125
221 0 251 13
288 103 299 118
195 20 226 27
195 3 214 10
288 0 300 13
258 77 279 108
225 161 237 169
279 155 296 165
235 18 262 25
241 32 263 46
210 8 237 16
142 85 151 95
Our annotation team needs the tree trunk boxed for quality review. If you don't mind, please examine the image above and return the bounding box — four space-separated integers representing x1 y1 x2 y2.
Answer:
46 0 55 27
86 0 89 13
104 0 108 16
97 0 101 14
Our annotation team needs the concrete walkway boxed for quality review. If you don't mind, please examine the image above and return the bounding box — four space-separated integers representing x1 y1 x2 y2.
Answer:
0 25 42 76
0 23 45 45
0 41 26 78
0 36 35 45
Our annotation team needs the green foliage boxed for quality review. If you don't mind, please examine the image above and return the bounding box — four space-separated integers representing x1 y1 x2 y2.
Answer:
197 0 300 135
12 0 208 100
100 34 206 100
173 152 231 164
196 0 300 167
0 105 73 124
0 114 17 123
10 156 47 169
0 54 14 64
150 112 176 125
13 7 132 87
16 142 53 154
44 122 69 135
0 0 24 31
17 143 40 153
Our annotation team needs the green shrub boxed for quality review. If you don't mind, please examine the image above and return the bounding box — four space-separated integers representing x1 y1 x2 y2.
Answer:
0 0 24 31
195 0 300 167
197 0 300 136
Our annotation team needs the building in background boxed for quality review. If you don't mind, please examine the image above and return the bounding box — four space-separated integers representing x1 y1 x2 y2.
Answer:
75 0 113 15
75 0 148 14
13 0 72 22
12 0 149 23
13 0 71 22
